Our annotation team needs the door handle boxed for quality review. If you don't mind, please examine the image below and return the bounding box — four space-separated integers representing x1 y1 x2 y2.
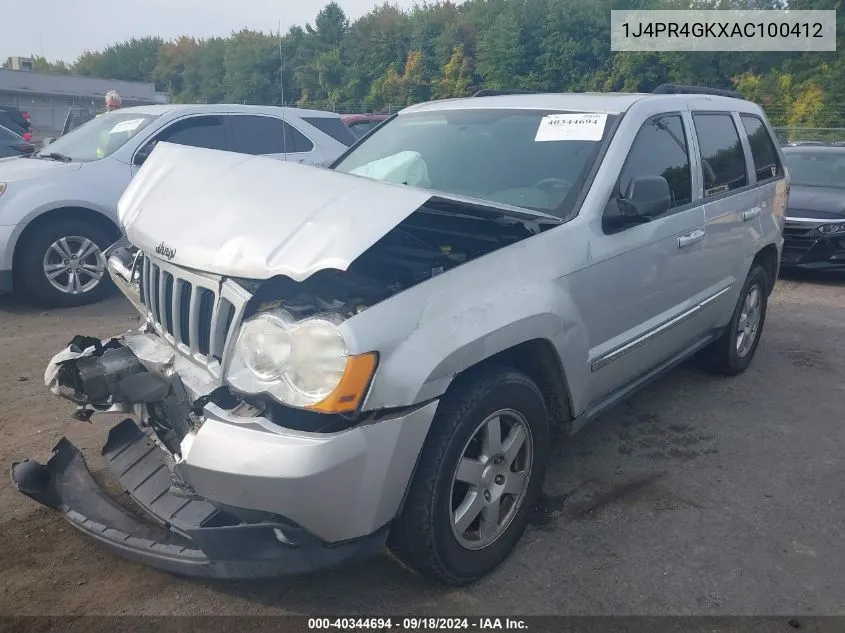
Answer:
678 228 706 248
742 207 762 221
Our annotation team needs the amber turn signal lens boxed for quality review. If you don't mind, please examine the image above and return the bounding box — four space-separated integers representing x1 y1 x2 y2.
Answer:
307 352 378 414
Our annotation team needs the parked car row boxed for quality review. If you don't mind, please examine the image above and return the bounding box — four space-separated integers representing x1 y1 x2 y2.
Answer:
0 104 357 306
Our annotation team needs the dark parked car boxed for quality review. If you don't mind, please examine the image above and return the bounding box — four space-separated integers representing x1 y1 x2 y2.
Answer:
342 113 389 139
781 143 845 269
0 105 31 132
0 112 32 143
0 124 35 158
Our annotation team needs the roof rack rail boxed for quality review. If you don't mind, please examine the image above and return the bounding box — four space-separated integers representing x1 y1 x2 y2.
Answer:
472 89 538 97
652 84 741 98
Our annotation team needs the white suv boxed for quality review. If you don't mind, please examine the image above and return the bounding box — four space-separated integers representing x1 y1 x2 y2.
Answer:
0 104 355 306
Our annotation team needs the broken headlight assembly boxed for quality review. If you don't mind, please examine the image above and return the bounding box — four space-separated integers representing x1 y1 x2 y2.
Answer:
226 310 377 414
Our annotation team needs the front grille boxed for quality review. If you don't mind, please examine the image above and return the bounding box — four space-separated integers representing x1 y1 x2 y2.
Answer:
140 253 248 375
782 226 819 263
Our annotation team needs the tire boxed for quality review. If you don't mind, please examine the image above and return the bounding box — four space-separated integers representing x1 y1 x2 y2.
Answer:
389 365 550 586
17 219 113 308
699 264 769 376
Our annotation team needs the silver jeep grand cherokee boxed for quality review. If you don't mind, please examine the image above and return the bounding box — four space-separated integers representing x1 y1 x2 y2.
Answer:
12 86 787 586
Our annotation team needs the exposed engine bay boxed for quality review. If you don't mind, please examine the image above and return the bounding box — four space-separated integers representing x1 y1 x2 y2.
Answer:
238 200 543 320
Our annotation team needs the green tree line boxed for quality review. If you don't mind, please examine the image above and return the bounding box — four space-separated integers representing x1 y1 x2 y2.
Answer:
8 0 845 127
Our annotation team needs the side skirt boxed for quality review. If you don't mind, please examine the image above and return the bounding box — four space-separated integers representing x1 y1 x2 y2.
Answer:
570 329 722 436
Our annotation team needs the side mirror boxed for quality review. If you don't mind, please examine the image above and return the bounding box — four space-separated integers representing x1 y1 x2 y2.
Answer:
605 175 671 231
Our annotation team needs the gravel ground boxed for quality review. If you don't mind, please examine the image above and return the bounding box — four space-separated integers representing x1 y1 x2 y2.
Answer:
0 270 843 616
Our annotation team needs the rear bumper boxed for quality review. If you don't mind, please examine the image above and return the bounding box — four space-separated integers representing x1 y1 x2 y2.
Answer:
10 419 389 579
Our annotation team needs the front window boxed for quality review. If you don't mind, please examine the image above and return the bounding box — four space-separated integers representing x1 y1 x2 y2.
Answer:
37 112 158 162
333 109 616 215
783 150 845 188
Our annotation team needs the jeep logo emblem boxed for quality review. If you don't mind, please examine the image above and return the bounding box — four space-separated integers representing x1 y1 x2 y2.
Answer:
155 242 176 260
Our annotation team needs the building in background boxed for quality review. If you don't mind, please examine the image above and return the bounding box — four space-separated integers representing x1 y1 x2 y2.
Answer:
6 56 34 71
0 62 169 138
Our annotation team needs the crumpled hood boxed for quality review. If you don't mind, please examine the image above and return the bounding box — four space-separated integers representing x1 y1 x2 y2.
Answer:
0 156 82 182
118 142 433 281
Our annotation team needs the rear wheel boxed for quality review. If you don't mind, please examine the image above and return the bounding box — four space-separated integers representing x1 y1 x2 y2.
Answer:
389 365 550 586
17 219 113 307
699 264 769 376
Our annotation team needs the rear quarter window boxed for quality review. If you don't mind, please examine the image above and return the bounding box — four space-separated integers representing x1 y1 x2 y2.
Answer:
302 117 357 146
692 113 749 197
740 115 784 183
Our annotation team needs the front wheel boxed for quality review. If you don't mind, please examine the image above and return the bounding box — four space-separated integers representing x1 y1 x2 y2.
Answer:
17 219 113 308
389 365 550 586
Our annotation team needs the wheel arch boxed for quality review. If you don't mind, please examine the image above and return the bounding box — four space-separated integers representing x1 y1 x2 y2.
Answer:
443 338 575 433
12 206 121 275
752 243 779 295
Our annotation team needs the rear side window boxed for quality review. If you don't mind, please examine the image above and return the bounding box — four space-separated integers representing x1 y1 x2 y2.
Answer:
284 123 314 153
740 115 783 183
228 115 286 154
158 116 227 151
0 126 17 141
693 113 748 196
302 117 357 146
227 115 315 154
619 114 692 209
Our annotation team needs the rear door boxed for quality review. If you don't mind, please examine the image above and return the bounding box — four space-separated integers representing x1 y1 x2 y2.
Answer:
691 110 761 329
225 114 324 164
739 113 787 263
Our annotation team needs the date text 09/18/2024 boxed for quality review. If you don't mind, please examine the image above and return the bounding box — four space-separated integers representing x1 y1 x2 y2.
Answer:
307 618 529 631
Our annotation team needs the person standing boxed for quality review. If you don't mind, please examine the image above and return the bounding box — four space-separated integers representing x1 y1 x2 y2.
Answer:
104 90 122 112
95 91 123 157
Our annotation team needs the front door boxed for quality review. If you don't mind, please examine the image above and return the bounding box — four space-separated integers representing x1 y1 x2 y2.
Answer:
572 112 713 404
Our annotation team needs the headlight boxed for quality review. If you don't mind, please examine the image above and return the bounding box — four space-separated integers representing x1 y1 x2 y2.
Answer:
818 222 845 235
226 309 377 413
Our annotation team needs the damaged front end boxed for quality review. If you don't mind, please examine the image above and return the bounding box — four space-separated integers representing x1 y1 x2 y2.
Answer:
11 246 438 577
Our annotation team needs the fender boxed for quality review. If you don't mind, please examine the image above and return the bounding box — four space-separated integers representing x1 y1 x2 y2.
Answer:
341 220 593 416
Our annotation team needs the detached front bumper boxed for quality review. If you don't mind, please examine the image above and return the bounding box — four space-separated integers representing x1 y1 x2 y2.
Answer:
12 331 438 578
11 421 388 578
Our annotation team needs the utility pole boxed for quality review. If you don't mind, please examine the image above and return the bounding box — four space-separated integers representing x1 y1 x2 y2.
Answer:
279 21 285 107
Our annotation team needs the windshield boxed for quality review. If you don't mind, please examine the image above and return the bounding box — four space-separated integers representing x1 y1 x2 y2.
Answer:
783 150 845 188
333 109 615 215
38 112 158 162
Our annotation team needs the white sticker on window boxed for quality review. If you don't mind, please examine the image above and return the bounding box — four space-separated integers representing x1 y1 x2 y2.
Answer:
535 113 607 142
109 119 145 134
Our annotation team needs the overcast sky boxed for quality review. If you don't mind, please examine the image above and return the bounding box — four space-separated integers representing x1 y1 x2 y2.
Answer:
0 0 423 64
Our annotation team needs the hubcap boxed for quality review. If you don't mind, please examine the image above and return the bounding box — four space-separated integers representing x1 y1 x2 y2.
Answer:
736 283 762 357
42 236 105 295
449 408 533 550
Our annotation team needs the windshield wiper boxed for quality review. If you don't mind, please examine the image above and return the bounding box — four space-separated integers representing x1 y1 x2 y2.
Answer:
35 152 72 163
